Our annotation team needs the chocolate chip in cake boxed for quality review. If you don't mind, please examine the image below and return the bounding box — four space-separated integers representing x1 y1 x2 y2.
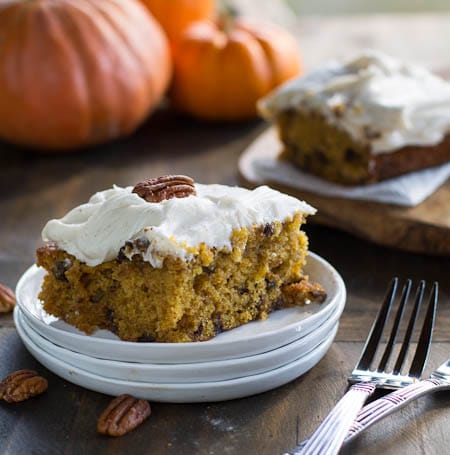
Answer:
117 241 134 261
202 265 215 275
105 309 118 333
193 323 204 339
117 248 128 262
90 290 104 303
265 279 277 290
52 258 72 281
238 287 249 295
137 334 156 343
270 298 284 311
303 154 313 169
213 313 223 335
310 288 327 303
255 296 265 313
344 148 361 163
262 223 274 237
314 148 330 165
134 237 150 252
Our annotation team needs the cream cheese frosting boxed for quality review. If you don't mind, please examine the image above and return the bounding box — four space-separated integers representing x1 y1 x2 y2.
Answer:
259 50 450 154
42 184 316 268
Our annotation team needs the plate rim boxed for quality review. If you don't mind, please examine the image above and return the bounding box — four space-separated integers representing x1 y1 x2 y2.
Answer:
15 306 337 402
16 251 346 363
16 305 341 383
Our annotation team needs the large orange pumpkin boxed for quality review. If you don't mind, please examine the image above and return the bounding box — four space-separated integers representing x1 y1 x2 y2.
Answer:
170 17 302 120
0 0 172 150
141 0 215 45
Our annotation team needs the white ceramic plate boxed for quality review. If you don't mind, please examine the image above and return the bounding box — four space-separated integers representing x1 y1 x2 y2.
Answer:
16 252 345 363
15 307 336 403
16 306 341 383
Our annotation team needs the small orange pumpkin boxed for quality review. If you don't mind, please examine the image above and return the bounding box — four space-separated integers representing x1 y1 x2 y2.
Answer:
0 0 172 150
140 0 215 44
170 16 302 120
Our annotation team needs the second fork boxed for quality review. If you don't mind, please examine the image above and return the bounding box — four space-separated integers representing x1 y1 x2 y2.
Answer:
288 278 438 455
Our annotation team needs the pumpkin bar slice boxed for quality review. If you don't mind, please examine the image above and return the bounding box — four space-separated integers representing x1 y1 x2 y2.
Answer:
37 175 326 343
258 51 450 185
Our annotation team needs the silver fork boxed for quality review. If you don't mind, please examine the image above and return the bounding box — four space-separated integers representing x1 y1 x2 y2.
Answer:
287 278 438 455
344 354 450 445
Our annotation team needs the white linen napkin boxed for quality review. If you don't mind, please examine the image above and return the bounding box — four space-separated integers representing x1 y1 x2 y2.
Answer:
251 158 450 207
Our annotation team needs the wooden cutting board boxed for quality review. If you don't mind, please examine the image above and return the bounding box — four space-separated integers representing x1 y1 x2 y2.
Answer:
238 128 450 256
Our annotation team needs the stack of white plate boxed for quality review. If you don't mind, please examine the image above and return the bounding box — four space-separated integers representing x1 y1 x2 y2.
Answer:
14 252 346 403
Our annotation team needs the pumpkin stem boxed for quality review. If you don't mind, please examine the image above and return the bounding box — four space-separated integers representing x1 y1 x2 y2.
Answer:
217 0 239 35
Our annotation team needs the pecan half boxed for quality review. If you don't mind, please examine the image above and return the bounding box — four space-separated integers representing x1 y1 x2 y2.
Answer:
0 283 15 313
0 369 48 403
97 394 151 437
132 175 196 203
282 279 327 306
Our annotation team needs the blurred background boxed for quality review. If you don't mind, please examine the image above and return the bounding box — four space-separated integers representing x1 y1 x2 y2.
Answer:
288 0 450 15
0 0 449 154
237 0 450 17
231 0 450 71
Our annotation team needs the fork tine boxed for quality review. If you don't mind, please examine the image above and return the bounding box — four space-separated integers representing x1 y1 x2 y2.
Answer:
355 277 398 371
408 282 438 378
392 280 425 375
377 280 412 372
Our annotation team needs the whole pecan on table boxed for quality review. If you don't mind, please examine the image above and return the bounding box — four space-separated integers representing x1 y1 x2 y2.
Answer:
0 369 48 403
132 175 197 203
97 394 151 437
0 283 15 313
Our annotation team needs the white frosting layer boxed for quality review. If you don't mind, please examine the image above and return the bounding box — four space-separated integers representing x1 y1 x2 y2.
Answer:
42 184 315 268
259 50 450 154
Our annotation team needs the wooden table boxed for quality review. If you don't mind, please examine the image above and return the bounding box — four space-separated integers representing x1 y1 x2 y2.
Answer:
1 13 450 455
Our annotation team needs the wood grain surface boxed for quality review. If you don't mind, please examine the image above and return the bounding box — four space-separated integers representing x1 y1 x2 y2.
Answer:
1 12 450 455
239 128 450 256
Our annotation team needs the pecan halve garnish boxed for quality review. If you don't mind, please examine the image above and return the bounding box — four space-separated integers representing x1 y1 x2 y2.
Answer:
0 369 48 403
97 394 151 437
132 175 196 203
0 283 16 313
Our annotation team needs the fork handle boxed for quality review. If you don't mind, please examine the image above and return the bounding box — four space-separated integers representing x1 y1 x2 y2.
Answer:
298 382 376 455
344 378 449 444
